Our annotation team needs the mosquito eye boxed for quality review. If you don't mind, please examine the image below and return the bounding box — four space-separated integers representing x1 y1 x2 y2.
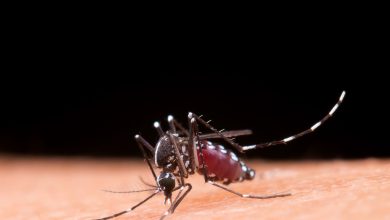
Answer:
245 168 256 180
158 172 175 191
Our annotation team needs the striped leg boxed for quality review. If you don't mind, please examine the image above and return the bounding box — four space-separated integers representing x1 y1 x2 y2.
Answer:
95 184 190 220
186 116 198 174
242 91 346 151
188 116 208 182
153 121 165 137
167 115 190 136
168 132 189 180
93 190 160 220
160 183 192 220
208 181 291 199
189 112 246 153
134 135 157 181
191 91 345 152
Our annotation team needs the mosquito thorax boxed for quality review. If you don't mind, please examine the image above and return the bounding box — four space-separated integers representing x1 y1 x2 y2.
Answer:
154 134 177 170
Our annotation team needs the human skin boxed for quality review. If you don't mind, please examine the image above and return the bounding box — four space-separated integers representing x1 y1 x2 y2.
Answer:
0 156 389 220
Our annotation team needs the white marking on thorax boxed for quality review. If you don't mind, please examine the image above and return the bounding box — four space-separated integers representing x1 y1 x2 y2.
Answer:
154 139 162 166
182 145 188 154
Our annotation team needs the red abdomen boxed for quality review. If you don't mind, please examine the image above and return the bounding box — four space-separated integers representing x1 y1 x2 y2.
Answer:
196 141 251 182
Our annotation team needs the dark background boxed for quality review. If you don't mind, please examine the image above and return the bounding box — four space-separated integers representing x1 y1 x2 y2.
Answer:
0 72 388 159
1 14 388 159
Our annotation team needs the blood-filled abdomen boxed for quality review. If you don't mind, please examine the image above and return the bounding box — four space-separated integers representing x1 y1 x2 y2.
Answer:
196 141 255 183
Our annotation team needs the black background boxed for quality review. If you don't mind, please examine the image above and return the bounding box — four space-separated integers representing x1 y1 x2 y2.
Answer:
0 73 388 159
1 15 388 159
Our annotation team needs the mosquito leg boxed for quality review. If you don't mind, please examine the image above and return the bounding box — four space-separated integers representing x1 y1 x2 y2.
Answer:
198 129 253 139
139 176 157 188
167 115 189 136
134 134 157 181
190 112 246 153
153 121 165 137
93 190 160 220
191 91 346 152
134 134 154 153
168 133 188 182
102 188 156 193
167 115 177 133
160 183 192 220
242 91 346 151
188 113 209 183
186 114 198 174
169 184 192 214
208 181 291 199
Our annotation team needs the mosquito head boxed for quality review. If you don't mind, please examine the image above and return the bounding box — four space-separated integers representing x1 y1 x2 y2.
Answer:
157 172 176 204
245 167 256 180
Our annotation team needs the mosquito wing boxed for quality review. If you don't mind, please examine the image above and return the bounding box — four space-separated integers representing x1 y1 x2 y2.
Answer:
198 129 253 139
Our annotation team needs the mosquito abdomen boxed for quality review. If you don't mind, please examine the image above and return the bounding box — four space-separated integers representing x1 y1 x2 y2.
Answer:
197 141 254 183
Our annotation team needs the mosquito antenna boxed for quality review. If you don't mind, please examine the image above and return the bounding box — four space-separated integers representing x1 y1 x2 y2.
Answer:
139 176 157 188
102 188 156 194
94 190 160 220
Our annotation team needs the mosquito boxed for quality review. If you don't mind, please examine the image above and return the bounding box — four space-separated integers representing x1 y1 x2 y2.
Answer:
94 91 346 220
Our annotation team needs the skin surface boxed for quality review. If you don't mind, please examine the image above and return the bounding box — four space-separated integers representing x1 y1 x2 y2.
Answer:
0 156 389 220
